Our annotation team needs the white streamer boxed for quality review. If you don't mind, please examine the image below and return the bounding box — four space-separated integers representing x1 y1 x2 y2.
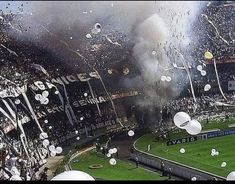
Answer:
213 59 227 101
94 70 123 127
21 91 43 133
87 80 101 116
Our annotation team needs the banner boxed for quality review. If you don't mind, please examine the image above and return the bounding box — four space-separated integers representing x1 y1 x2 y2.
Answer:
228 80 235 91
167 136 198 146
207 128 235 139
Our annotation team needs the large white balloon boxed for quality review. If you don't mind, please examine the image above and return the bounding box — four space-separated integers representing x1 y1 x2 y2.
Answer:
51 170 95 181
186 120 202 135
43 139 50 147
109 158 117 165
227 171 235 180
128 130 135 137
55 147 63 154
173 112 191 129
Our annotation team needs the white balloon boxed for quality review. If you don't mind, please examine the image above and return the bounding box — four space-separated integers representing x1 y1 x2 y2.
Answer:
84 93 88 97
128 130 135 137
211 152 215 157
112 148 117 153
14 99 21 104
161 76 167 81
215 151 219 156
204 84 211 91
39 132 48 140
173 112 191 129
152 50 156 55
44 120 48 124
49 126 52 129
41 98 49 105
108 149 114 154
109 158 117 165
75 130 79 134
191 177 197 181
211 149 216 153
42 91 49 98
76 137 80 141
180 148 185 154
80 117 84 121
55 147 63 154
201 70 207 76
35 94 42 101
186 120 202 135
166 76 171 82
221 162 227 167
55 91 59 95
196 65 202 71
10 175 22 181
51 170 95 181
106 153 111 158
49 145 56 152
227 171 235 180
50 151 56 157
43 139 50 147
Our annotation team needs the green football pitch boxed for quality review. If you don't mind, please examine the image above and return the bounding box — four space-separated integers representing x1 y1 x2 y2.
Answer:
135 117 235 178
70 150 169 180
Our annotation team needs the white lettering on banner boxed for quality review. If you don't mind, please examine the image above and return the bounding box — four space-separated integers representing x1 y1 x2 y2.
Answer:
228 81 235 91
34 81 46 90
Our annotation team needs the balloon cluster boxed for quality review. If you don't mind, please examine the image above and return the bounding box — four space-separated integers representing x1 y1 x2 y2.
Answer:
48 145 63 157
173 112 202 135
35 90 49 105
196 64 207 76
211 148 219 156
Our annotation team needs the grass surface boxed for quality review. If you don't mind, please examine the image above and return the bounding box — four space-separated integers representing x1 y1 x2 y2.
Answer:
70 150 169 180
136 118 235 178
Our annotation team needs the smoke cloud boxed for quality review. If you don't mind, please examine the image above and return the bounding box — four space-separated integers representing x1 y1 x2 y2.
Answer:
8 1 206 108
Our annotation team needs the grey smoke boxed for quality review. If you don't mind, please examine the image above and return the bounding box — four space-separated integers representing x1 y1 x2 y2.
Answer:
9 1 206 108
